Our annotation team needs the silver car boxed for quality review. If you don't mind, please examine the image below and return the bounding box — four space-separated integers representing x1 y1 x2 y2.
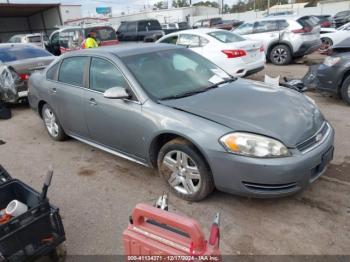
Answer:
28 44 334 201
233 16 321 65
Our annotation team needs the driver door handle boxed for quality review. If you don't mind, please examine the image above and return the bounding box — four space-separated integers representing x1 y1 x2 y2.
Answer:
51 87 57 93
89 98 97 106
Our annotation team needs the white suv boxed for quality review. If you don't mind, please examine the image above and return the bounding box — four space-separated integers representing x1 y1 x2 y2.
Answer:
233 16 321 65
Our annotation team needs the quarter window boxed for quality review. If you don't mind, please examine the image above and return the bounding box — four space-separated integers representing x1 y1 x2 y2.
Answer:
89 58 129 93
58 57 88 86
160 35 178 44
46 62 59 80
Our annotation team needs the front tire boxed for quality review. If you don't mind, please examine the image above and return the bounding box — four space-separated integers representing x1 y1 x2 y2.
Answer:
157 138 214 201
269 44 292 65
341 75 350 105
42 104 67 141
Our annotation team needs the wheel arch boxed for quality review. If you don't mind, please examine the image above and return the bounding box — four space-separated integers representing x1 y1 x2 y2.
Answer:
267 41 293 59
340 68 350 91
38 100 47 118
148 131 212 172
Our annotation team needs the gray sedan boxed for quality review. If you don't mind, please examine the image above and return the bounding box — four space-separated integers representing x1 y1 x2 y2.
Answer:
28 44 334 201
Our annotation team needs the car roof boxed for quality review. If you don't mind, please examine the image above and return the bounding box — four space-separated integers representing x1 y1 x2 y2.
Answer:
61 43 184 58
10 33 42 37
165 28 225 36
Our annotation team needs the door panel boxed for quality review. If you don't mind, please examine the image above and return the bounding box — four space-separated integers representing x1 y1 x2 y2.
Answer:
85 57 145 158
52 56 90 137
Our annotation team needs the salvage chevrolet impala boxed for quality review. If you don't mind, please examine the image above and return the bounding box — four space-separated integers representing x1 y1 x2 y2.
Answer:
28 44 334 201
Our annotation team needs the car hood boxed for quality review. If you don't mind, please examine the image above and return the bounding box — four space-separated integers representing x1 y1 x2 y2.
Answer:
160 79 324 147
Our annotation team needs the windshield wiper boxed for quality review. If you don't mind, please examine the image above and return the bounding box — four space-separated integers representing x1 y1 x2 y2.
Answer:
159 77 236 101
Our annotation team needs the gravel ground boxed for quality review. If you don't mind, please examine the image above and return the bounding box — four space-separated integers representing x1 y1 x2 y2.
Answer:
0 54 349 256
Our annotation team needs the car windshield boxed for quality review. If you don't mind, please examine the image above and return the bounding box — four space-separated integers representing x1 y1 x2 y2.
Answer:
208 31 245 43
122 48 232 100
0 46 52 62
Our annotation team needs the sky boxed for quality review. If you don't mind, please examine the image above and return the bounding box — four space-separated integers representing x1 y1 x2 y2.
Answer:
2 0 239 15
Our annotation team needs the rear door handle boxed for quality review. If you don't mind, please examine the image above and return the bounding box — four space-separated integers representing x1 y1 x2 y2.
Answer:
89 98 97 106
51 87 57 93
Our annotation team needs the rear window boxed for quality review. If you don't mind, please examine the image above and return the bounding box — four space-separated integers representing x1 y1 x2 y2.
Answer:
85 27 117 41
0 46 52 62
211 18 222 25
298 17 318 28
336 11 350 16
208 31 245 43
28 36 41 43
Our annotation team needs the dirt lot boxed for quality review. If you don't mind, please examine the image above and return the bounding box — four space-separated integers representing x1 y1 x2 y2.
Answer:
0 55 349 256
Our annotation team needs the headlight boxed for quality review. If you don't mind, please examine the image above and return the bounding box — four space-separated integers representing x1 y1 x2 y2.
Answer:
323 56 341 67
219 132 290 158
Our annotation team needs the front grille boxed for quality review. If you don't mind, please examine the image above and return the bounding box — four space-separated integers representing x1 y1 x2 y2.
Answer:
242 181 297 192
296 122 330 153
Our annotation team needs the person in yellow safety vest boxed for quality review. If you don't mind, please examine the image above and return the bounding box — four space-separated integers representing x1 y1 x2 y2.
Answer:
84 32 98 49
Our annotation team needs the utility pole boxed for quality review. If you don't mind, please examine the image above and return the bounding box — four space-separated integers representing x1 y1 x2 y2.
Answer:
267 0 270 15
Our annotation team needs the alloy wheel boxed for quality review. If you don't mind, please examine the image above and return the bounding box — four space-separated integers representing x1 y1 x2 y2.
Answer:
43 107 59 137
320 38 332 53
272 48 288 64
162 150 201 195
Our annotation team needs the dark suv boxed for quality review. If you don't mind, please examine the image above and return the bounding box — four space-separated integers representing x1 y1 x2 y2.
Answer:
333 11 350 28
117 19 164 42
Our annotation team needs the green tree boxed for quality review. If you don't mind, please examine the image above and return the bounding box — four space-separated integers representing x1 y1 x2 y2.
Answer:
172 0 189 8
154 1 164 9
223 4 231 13
193 1 219 8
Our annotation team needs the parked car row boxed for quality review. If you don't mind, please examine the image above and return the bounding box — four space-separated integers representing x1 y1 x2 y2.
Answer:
233 16 321 65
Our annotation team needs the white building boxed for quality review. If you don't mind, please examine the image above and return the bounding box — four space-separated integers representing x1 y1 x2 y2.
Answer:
108 6 219 28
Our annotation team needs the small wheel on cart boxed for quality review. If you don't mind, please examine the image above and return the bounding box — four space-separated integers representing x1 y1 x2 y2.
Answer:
49 242 67 262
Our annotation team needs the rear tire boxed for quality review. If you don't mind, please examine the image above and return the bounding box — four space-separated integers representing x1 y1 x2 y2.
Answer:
320 37 333 53
269 44 292 65
42 104 67 141
157 138 214 201
341 75 350 105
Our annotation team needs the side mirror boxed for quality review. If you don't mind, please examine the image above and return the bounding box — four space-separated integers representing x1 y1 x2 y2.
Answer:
103 87 130 99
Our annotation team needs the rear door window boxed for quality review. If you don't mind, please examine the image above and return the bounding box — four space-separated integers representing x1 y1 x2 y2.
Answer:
58 57 89 86
208 31 245 43
235 23 254 35
253 20 279 33
178 34 201 47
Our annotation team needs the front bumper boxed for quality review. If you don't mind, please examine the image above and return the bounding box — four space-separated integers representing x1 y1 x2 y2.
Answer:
207 124 335 197
293 39 321 57
315 64 343 93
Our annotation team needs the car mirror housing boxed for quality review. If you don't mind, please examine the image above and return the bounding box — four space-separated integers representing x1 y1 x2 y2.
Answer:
103 87 130 99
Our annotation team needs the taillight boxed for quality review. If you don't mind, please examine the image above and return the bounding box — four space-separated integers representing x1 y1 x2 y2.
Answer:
19 74 29 81
260 45 264 52
222 49 246 58
292 26 312 34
